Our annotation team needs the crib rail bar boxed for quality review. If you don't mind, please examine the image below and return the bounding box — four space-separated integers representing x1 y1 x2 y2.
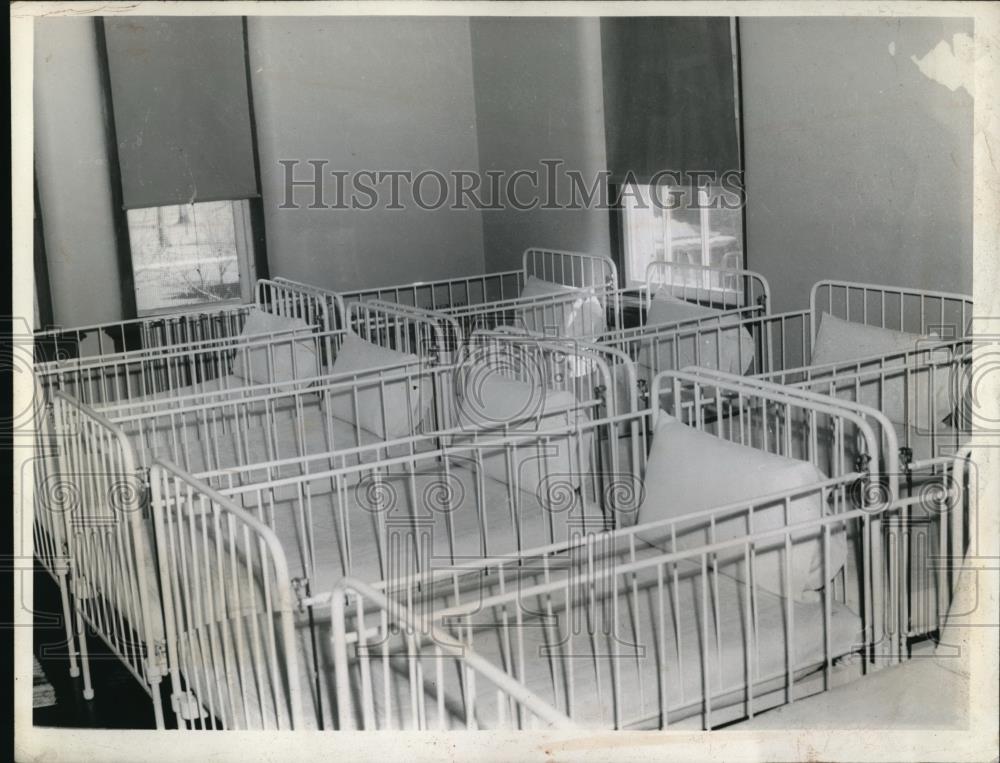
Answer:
49 392 164 718
328 270 525 313
150 460 302 730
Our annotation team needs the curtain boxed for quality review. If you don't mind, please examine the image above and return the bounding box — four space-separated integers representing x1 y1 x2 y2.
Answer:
103 17 258 209
601 17 741 181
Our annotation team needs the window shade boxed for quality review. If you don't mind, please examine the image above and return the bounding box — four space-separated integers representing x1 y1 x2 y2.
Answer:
601 17 740 181
104 17 258 209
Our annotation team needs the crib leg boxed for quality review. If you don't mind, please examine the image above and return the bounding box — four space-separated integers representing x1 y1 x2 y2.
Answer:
74 604 94 700
151 679 165 729
56 571 80 678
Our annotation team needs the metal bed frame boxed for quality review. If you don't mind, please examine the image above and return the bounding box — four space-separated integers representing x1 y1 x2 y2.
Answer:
141 367 970 730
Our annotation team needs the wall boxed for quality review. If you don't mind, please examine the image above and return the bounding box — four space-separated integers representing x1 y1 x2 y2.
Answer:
248 17 485 291
741 17 974 313
34 19 123 327
470 18 612 273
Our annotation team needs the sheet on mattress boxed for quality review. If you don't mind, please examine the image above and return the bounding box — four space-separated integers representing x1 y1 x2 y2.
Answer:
303 555 863 730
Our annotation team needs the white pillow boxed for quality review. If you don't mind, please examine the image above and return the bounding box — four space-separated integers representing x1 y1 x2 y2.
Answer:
233 309 318 384
517 276 607 338
632 412 848 600
454 372 592 498
812 312 927 365
812 313 954 426
327 332 431 439
646 289 726 327
640 292 755 375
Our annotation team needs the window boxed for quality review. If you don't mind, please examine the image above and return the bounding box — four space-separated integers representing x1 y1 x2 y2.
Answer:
127 199 255 315
621 183 744 299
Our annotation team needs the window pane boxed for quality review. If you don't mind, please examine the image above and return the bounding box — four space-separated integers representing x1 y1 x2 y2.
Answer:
622 183 744 288
128 200 243 313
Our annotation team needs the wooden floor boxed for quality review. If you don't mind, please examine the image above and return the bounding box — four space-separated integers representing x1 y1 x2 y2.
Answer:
32 566 164 729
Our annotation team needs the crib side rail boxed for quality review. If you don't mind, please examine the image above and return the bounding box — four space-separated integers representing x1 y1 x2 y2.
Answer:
347 299 455 361
104 360 455 475
810 280 974 343
441 285 625 340
768 341 971 459
34 303 255 365
34 276 337 366
601 308 811 381
33 404 68 578
757 337 971 385
327 269 525 313
652 367 898 487
149 460 302 730
38 325 345 408
329 577 577 730
524 247 618 291
262 276 347 328
465 329 636 413
256 278 334 332
49 392 163 701
645 260 771 312
358 299 464 361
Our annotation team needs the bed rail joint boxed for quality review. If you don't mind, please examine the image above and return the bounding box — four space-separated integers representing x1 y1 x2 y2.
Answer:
145 641 168 678
899 446 913 470
291 576 311 612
